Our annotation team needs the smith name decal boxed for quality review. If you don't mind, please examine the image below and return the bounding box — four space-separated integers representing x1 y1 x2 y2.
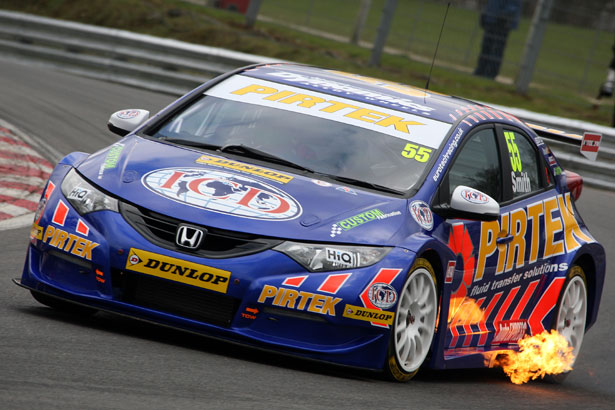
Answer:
125 248 230 293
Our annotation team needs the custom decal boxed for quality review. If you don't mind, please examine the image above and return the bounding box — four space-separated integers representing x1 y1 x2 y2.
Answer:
98 142 124 179
325 248 358 268
257 285 341 316
460 188 489 204
30 223 43 241
504 131 523 172
241 307 259 320
116 110 140 119
409 201 433 231
367 283 398 309
195 154 293 183
445 260 455 284
311 179 331 187
475 192 591 280
252 69 435 113
125 248 230 293
401 143 432 163
445 192 592 349
343 304 394 325
41 225 99 260
206 75 452 149
51 200 69 226
580 132 601 161
142 168 302 221
336 186 357 195
329 208 399 238
492 320 528 344
511 171 531 194
359 268 403 327
433 127 464 182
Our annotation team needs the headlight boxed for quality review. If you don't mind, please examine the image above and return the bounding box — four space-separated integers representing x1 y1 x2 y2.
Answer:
274 241 391 272
61 169 118 214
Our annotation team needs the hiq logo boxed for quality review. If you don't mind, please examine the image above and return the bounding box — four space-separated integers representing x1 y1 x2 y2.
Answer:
325 248 358 267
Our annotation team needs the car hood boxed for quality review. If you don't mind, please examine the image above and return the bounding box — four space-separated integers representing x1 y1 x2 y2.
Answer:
77 136 413 245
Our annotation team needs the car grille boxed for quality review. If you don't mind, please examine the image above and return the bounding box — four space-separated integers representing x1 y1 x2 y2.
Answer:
112 270 240 327
120 202 282 258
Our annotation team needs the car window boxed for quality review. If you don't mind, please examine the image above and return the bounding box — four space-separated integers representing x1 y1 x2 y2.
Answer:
148 75 455 193
448 128 502 201
503 129 543 199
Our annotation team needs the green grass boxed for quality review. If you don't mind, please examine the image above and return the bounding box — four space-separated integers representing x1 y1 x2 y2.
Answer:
0 0 613 126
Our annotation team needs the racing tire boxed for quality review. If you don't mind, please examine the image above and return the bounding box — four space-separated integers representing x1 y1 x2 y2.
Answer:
384 258 438 382
546 265 588 383
30 290 97 317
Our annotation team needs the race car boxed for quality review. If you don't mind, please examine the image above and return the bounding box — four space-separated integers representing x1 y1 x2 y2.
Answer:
15 63 606 381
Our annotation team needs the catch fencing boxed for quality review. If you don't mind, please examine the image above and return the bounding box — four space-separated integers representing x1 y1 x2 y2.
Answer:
259 0 615 98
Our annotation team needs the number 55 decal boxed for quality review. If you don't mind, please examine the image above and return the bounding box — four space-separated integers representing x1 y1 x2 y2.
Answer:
402 143 432 163
504 131 522 172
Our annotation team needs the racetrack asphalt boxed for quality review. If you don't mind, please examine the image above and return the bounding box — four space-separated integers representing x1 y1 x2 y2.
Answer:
0 59 613 410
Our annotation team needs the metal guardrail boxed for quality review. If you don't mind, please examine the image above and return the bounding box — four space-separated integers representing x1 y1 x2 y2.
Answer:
0 10 612 190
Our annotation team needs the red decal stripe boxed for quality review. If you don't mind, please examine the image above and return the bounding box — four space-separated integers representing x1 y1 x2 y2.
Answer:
510 280 539 319
318 273 351 294
493 286 520 324
282 275 307 287
76 219 89 236
360 268 403 327
44 181 55 199
478 292 503 346
528 277 565 335
51 200 69 226
462 298 485 347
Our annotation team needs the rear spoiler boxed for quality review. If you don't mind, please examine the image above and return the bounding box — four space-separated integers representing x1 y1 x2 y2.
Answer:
525 123 602 161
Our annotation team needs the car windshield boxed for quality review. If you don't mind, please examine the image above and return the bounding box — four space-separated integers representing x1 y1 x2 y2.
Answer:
149 75 451 193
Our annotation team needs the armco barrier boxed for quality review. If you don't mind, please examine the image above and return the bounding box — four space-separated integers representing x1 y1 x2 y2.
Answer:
0 10 612 190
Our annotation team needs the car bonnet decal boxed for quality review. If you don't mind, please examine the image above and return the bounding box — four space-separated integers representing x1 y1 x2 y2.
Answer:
142 167 302 220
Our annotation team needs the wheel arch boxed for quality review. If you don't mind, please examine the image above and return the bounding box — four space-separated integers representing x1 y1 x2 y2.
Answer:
571 244 606 331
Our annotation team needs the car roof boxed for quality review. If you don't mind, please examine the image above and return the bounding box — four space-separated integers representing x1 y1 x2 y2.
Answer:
239 63 490 125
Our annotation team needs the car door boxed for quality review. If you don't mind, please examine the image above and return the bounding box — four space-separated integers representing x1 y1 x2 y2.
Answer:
435 124 508 350
485 124 556 346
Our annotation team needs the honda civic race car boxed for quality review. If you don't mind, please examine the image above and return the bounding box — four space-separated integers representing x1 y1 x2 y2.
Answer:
15 63 606 381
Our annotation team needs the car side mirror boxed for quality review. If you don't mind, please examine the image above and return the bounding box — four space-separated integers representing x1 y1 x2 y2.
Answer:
432 185 500 221
107 109 150 137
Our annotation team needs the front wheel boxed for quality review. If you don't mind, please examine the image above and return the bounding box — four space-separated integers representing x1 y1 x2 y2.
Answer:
384 258 438 382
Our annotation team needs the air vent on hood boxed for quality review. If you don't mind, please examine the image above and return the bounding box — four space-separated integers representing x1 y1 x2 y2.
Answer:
120 202 282 258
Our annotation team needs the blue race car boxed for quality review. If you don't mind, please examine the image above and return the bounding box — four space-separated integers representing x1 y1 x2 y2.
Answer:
15 63 606 381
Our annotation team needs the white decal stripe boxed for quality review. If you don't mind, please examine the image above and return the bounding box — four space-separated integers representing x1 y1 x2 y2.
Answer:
206 76 451 149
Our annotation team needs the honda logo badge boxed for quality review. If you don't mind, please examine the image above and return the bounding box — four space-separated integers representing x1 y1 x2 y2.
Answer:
176 224 205 249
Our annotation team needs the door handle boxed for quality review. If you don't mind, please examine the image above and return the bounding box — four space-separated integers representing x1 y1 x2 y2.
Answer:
496 235 513 245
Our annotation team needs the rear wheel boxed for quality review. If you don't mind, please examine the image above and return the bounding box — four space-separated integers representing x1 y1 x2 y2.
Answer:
547 265 587 382
384 258 438 382
31 290 97 317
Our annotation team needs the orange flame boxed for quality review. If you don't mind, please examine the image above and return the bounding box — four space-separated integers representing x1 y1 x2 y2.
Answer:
448 297 484 325
494 330 574 384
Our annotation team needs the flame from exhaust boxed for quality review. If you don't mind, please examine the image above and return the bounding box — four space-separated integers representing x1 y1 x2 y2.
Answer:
495 330 574 384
